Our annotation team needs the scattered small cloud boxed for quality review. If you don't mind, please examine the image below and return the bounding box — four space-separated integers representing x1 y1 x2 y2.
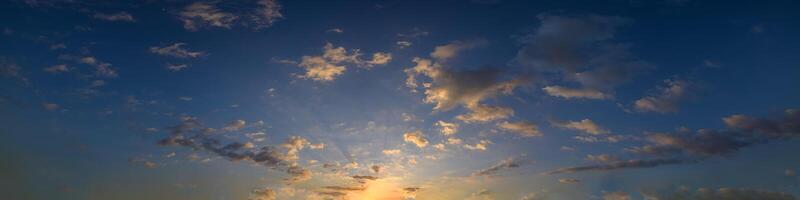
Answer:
326 28 343 33
497 121 542 137
551 118 609 135
473 156 524 176
150 43 205 58
93 12 135 22
403 130 428 148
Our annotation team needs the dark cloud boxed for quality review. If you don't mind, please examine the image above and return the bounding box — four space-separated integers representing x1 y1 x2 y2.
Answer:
633 78 694 113
630 109 799 157
352 175 379 181
322 186 366 191
515 14 650 99
546 158 695 175
551 108 799 174
157 116 311 183
178 0 283 31
724 109 800 138
641 187 798 200
473 156 524 176
249 187 276 200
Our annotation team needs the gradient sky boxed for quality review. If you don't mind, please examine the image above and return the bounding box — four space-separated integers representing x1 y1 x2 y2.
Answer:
2 0 800 200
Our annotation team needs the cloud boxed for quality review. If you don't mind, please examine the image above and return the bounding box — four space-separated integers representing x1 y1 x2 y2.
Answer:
42 102 60 111
627 130 752 157
352 175 379 181
129 158 157 169
497 121 543 137
157 116 312 183
585 154 619 162
436 121 459 136
297 43 391 82
403 130 428 148
431 39 488 61
467 189 494 200
473 157 524 176
250 0 284 29
50 43 66 50
545 158 693 175
404 187 421 199
631 109 800 157
515 14 649 99
464 140 491 151
309 143 325 150
542 85 611 100
297 55 345 82
368 52 392 65
282 136 310 162
149 43 205 58
326 28 343 33
551 118 609 135
90 80 105 87
166 63 189 71
723 109 800 138
641 187 797 200
558 178 580 184
603 191 631 200
786 169 796 177
397 28 429 38
0 59 28 84
404 56 523 123
397 41 413 48
520 193 543 200
93 12 135 22
179 1 238 31
60 55 118 78
456 105 515 123
43 64 69 74
382 149 401 155
633 78 693 113
249 187 276 200
222 119 246 132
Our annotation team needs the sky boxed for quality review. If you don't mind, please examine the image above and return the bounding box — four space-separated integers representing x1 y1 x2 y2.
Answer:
1 0 800 200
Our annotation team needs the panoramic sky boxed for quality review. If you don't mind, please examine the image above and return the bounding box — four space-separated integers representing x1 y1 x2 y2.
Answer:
1 0 800 200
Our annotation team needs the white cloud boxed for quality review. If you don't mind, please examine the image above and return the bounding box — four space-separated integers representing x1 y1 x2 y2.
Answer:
297 43 391 82
326 28 343 33
382 149 401 155
396 41 412 48
464 140 491 151
456 105 514 123
436 121 458 136
551 119 609 135
430 39 487 62
403 130 428 148
498 121 542 137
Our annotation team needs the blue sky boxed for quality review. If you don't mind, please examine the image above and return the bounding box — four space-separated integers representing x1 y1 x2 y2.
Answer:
1 0 800 199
